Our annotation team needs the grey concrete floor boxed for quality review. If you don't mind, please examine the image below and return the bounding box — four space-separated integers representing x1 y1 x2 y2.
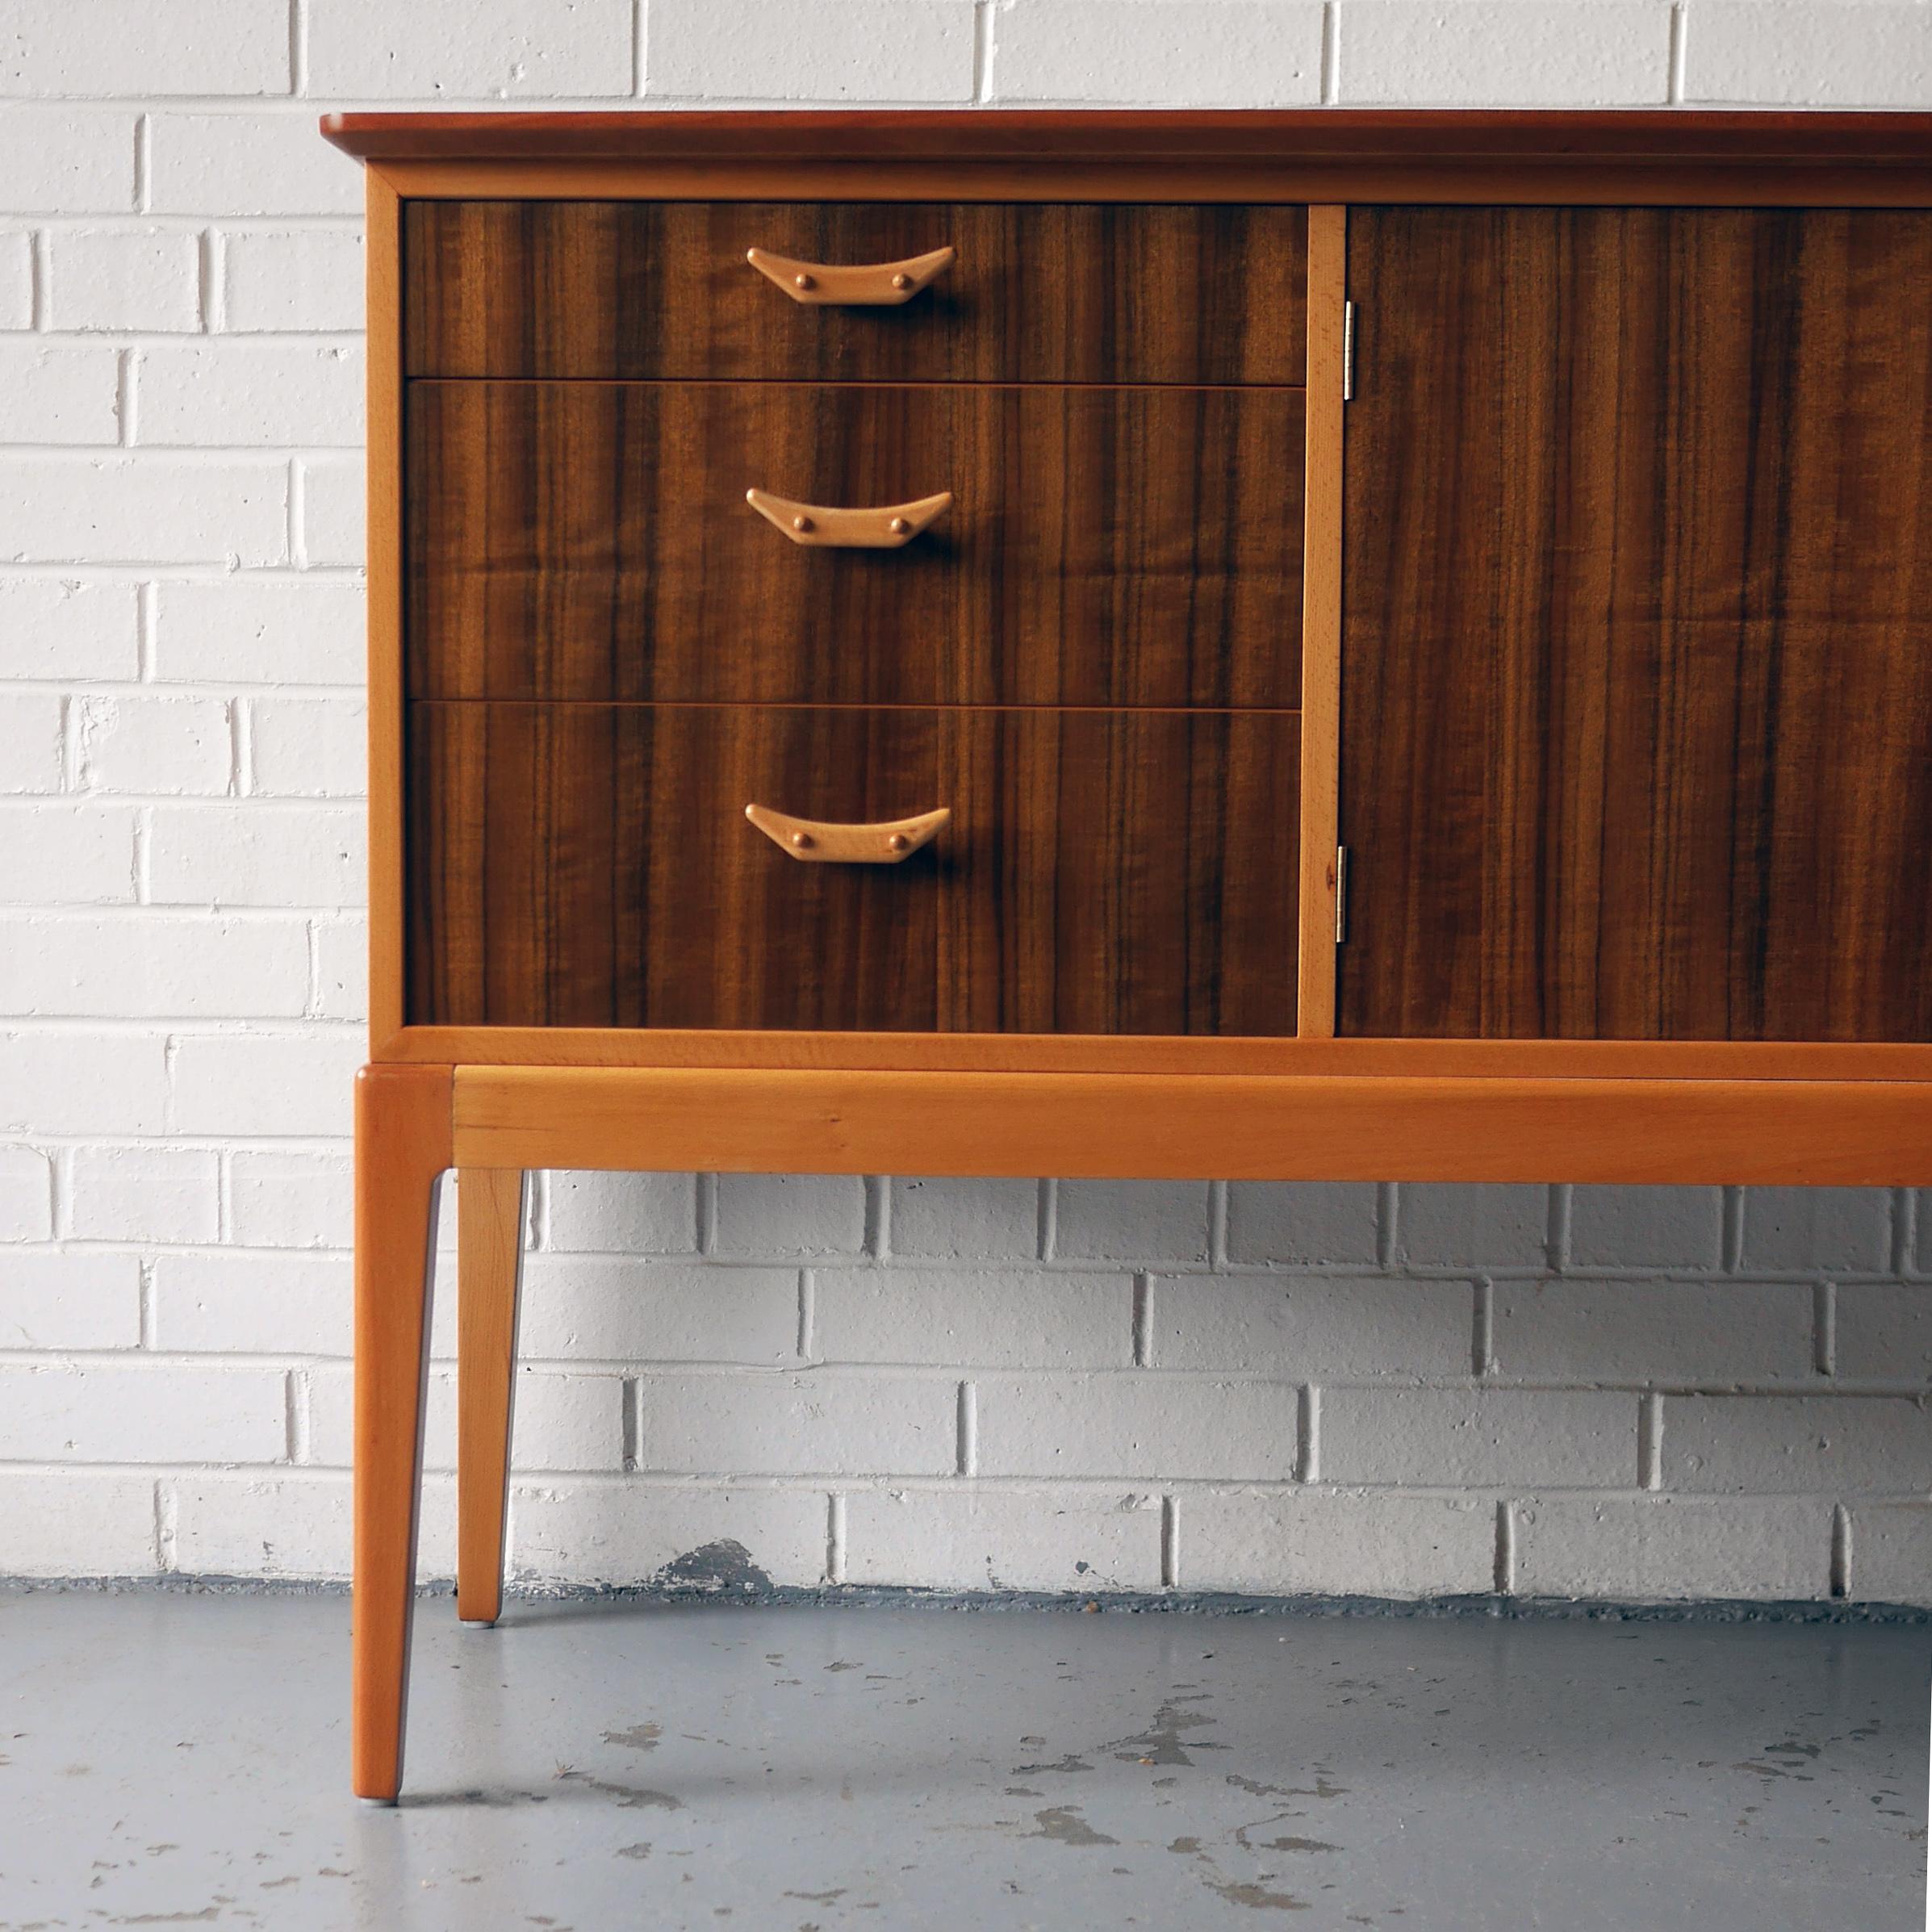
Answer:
0 1588 1925 1931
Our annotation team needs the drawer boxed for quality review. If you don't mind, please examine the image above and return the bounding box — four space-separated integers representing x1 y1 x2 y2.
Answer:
406 381 1305 707
407 703 1301 1035
403 201 1307 385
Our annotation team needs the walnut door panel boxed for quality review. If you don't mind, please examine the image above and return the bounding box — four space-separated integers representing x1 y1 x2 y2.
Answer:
405 380 1305 707
1338 207 1932 1042
408 703 1301 1035
404 201 1308 384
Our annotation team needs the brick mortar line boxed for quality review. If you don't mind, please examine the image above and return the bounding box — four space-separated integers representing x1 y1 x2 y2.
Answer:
6 1462 1926 1508
1638 1393 1662 1489
1548 1183 1572 1271
15 1249 1932 1298
826 1491 846 1583
286 449 309 568
1892 1186 1916 1278
0 445 360 463
6 328 364 344
15 218 361 231
1 1334 1914 1371
0 567 366 584
291 0 310 100
153 1480 178 1570
2 905 345 922
132 113 150 219
10 1225 1930 1289
10 901 373 916
3 1344 1926 1397
6 1139 362 1159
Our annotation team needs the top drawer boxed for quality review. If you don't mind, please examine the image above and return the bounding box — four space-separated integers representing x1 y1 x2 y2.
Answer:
403 201 1308 385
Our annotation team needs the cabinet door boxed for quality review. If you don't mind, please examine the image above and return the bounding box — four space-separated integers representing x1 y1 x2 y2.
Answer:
1338 207 1932 1041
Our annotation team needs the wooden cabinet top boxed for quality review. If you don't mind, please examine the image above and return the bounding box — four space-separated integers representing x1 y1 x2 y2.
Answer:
320 109 1932 204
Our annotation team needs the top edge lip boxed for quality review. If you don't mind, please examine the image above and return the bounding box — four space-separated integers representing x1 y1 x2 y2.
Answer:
318 107 1932 168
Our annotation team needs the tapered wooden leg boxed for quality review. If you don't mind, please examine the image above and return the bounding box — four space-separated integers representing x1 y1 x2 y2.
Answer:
457 1167 526 1627
353 1063 453 1803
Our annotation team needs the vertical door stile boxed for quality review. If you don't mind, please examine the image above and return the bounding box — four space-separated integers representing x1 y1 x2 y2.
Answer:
1296 204 1349 1036
366 165 408 1050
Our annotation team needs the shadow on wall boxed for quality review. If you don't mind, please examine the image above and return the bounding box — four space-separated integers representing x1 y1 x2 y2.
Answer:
452 1173 1930 1608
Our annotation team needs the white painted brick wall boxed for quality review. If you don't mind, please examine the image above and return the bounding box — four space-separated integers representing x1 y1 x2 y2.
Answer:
1340 4 1673 107
0 341 123 442
0 108 137 215
646 0 978 103
295 454 363 564
993 2 1325 107
1181 1490 1496 1596
1 0 1927 1609
1 693 65 794
44 227 203 333
1513 1495 1835 1600
814 1268 1134 1368
0 231 30 330
0 804 140 903
220 228 363 333
0 1145 54 1240
1320 1387 1640 1489
134 342 362 448
843 1487 1165 1591
2 1 291 98
0 457 288 564
0 1252 143 1349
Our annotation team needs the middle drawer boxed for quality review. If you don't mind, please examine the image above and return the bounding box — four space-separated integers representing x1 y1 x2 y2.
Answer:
405 381 1306 708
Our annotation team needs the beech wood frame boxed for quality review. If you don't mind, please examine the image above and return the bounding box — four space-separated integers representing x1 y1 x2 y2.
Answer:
341 111 1932 1800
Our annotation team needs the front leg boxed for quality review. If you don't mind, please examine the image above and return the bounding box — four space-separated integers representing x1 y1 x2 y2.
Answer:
352 1064 453 1802
457 1167 528 1627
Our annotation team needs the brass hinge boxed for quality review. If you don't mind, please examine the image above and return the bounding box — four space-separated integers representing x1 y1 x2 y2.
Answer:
1341 300 1355 402
1334 845 1349 944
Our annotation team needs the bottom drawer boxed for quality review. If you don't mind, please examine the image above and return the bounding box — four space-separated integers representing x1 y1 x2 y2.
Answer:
408 704 1301 1035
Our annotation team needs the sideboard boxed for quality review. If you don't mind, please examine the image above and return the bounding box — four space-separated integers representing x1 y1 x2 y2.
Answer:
321 108 1932 1800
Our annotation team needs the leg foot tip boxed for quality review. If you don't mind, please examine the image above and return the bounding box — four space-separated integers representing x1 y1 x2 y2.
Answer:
357 1794 400 1809
459 1617 497 1629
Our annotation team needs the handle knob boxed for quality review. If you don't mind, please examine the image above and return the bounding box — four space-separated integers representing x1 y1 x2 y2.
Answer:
746 487 951 550
746 245 955 307
745 804 951 864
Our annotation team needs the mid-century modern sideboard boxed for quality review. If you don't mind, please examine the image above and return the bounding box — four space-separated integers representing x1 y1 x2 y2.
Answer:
321 108 1932 1800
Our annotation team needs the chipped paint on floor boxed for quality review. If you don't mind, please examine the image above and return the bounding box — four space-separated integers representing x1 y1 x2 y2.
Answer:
0 1588 1924 1930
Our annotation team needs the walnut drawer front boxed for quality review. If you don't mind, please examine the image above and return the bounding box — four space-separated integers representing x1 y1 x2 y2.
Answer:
405 380 1306 708
407 703 1301 1035
404 201 1308 385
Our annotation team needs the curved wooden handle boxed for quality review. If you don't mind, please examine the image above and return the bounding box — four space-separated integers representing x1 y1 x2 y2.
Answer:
745 487 951 549
745 803 951 864
746 245 954 307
